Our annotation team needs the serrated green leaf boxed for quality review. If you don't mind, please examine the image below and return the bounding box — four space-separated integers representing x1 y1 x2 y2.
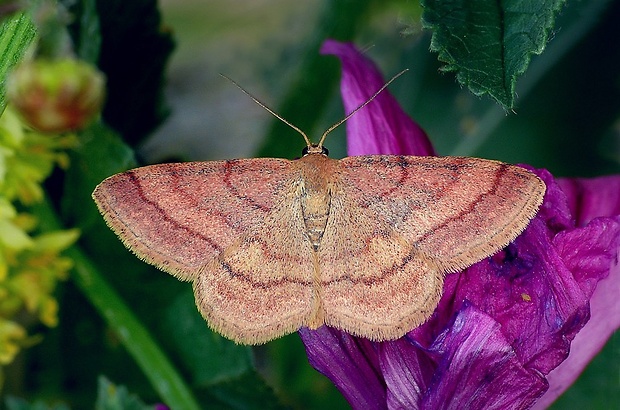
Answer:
422 0 566 108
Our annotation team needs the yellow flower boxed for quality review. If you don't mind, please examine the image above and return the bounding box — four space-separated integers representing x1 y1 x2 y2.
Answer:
0 107 78 205
0 318 26 365
0 103 80 370
0 198 34 251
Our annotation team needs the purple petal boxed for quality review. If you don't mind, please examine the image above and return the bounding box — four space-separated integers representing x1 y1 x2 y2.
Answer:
553 216 620 296
524 167 573 233
557 175 620 226
320 39 434 157
409 170 600 374
533 261 620 409
379 338 434 409
531 177 620 408
417 217 590 375
299 326 386 409
421 304 547 409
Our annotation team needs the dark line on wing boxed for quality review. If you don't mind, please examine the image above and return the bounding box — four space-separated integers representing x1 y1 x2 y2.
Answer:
385 156 410 196
127 170 223 253
219 260 313 287
216 239 421 289
416 163 509 244
223 159 271 212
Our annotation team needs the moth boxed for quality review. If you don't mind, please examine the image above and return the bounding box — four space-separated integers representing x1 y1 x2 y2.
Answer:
92 75 545 344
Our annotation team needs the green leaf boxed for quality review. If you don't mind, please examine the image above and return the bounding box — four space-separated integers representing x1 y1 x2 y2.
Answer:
422 0 566 108
61 0 174 143
64 0 102 64
61 120 136 228
58 121 281 409
95 376 156 410
208 370 286 410
0 216 34 250
162 290 253 386
0 12 36 113
448 0 613 156
5 396 70 410
67 236 201 410
31 228 80 252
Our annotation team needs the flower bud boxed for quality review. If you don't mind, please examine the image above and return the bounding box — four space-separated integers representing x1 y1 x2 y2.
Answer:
7 59 105 133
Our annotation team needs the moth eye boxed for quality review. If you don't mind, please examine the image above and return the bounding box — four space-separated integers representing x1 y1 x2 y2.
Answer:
301 145 329 156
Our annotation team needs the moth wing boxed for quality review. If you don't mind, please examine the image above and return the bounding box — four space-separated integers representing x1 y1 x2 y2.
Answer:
93 159 289 279
319 155 545 341
342 155 546 271
195 163 326 344
93 159 318 344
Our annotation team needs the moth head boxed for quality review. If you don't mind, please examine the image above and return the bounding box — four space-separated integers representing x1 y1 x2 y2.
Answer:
302 145 329 157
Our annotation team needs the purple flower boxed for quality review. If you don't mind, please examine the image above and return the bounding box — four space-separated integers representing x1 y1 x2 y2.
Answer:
299 40 620 409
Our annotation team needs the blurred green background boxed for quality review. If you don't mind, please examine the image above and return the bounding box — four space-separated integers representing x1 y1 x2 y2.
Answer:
2 0 619 408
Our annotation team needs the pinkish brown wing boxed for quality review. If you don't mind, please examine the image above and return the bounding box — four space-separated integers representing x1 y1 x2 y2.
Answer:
318 155 545 341
337 155 546 273
93 158 319 344
194 192 321 344
93 159 292 280
93 159 312 280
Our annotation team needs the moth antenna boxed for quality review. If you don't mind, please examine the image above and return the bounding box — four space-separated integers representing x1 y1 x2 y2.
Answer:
220 74 313 147
317 68 409 148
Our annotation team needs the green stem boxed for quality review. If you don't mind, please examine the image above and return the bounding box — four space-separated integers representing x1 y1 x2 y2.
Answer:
35 199 201 410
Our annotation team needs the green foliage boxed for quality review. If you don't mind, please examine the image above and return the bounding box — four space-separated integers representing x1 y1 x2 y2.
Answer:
258 0 379 159
0 12 35 112
0 104 79 389
5 396 70 410
94 376 157 410
161 291 253 386
5 376 158 410
422 0 566 108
